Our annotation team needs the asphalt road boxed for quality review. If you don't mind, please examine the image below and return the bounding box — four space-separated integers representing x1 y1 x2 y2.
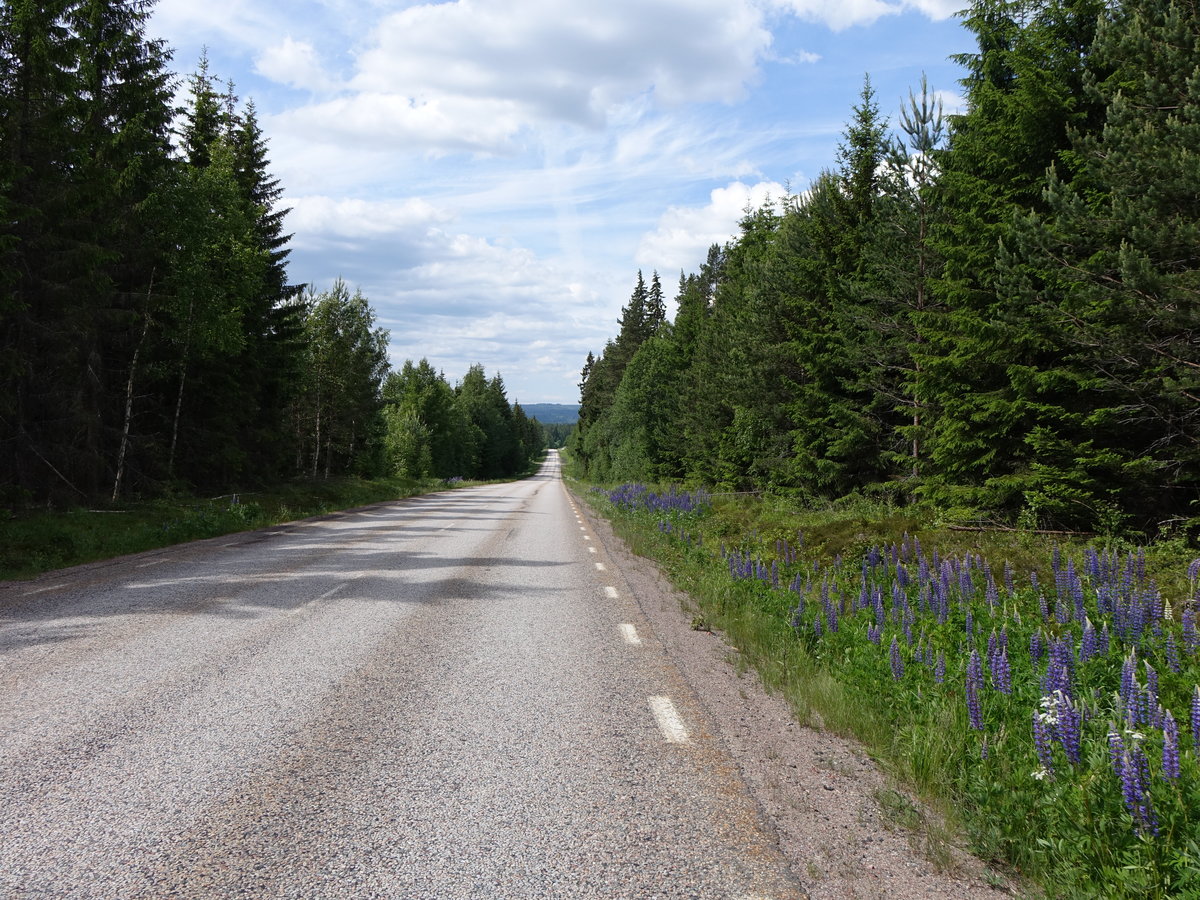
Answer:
0 451 804 898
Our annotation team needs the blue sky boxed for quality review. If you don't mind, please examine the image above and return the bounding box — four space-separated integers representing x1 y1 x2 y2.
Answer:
148 0 973 404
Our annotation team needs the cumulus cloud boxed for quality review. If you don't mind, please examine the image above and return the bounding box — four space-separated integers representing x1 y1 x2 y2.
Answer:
254 37 340 93
151 0 285 47
272 93 529 156
765 0 959 30
264 0 774 154
934 89 967 116
286 196 453 239
636 180 788 275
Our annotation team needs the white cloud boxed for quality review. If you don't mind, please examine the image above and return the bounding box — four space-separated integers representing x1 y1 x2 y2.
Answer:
788 50 824 64
765 0 959 29
766 0 900 30
272 92 528 156
254 37 340 94
151 0 284 47
902 0 963 19
934 89 967 116
265 0 774 155
636 180 787 275
286 196 453 239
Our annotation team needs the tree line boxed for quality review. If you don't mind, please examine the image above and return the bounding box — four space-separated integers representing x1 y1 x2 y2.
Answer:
571 0 1199 535
0 1 543 505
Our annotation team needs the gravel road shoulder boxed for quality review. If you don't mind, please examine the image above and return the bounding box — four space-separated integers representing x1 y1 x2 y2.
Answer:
572 487 1020 900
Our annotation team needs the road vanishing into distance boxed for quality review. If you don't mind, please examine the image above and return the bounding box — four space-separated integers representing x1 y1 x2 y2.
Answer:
0 452 805 898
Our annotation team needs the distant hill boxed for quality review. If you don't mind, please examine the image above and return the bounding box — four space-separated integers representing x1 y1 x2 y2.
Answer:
520 403 579 424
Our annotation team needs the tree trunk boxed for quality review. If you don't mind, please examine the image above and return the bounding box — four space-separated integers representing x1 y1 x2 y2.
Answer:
311 378 321 478
112 301 152 502
168 354 187 478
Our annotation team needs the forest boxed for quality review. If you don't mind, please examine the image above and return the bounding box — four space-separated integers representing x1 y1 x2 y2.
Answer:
0 1 543 508
570 0 1199 538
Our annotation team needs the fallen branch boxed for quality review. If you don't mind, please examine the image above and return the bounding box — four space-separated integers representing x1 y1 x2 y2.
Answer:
948 524 1095 537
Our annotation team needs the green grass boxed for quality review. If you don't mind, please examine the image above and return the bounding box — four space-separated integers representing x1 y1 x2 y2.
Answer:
0 473 491 581
574 479 1200 897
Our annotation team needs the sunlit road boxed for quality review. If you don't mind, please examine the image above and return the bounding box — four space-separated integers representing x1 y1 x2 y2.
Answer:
0 451 803 898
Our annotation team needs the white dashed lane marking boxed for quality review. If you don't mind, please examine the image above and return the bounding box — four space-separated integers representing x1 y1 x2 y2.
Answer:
595 563 606 571
648 696 689 743
603 586 619 599
619 624 641 645
22 583 70 596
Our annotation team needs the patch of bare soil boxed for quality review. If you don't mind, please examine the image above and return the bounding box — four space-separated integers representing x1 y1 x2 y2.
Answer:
577 493 1019 900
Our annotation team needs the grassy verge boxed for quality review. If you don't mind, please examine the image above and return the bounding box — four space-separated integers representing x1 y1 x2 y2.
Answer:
573 480 1200 898
0 473 500 581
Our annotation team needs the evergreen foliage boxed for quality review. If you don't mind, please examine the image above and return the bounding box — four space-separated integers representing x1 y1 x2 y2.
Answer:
574 0 1200 536
381 359 545 481
0 4 442 503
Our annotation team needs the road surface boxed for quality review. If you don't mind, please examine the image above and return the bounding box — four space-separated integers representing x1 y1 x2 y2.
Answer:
0 452 804 898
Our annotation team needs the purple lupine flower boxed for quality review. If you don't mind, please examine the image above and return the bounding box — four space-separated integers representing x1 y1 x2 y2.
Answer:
1121 742 1158 836
992 648 1012 694
1163 710 1180 780
1030 629 1044 665
1166 631 1181 674
1069 561 1086 622
934 650 945 684
890 637 904 680
1120 650 1139 722
1032 704 1055 778
1054 692 1082 765
1107 722 1125 777
1055 591 1070 624
1192 685 1200 749
1038 592 1050 622
1145 661 1161 728
1183 606 1198 655
1042 638 1073 700
1003 561 1014 596
1080 617 1097 662
985 572 999 610
966 651 985 730
1099 623 1111 656
965 606 974 637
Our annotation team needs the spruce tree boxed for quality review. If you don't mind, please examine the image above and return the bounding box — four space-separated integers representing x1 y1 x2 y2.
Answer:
919 0 1110 518
1005 0 1200 529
